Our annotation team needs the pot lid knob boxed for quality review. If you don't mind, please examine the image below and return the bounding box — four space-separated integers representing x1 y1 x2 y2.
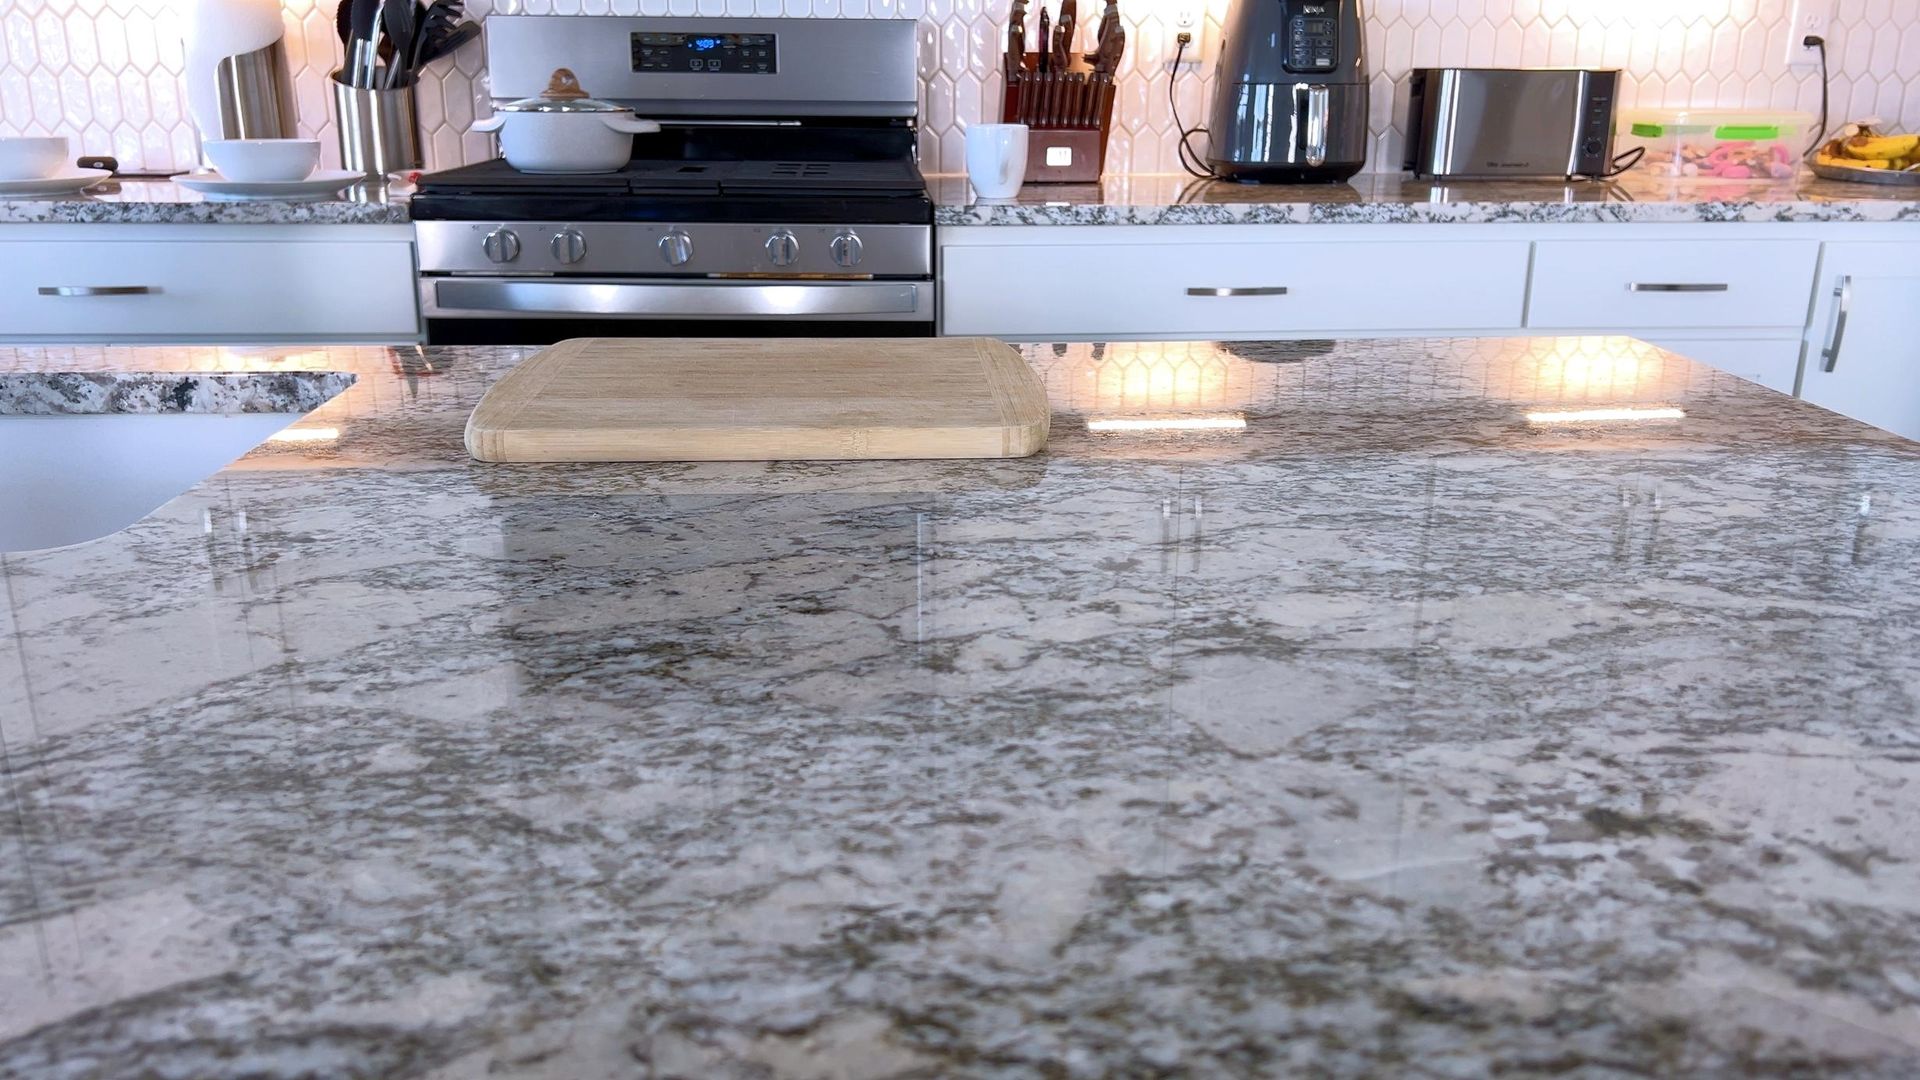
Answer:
542 69 590 101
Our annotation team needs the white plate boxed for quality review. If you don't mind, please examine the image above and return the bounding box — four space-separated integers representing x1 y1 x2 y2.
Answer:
0 168 113 196
173 169 366 201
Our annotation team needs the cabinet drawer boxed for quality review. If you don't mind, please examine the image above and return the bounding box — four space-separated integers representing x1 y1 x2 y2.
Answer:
1527 239 1818 331
0 239 418 340
942 239 1530 337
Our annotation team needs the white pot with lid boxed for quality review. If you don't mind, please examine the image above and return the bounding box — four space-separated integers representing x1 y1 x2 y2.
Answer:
471 68 661 174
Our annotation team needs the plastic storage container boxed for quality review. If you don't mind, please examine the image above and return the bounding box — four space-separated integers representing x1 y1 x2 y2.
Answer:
1617 108 1812 181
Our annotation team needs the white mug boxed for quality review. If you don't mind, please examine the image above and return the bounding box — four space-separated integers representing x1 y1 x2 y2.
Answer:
966 124 1029 200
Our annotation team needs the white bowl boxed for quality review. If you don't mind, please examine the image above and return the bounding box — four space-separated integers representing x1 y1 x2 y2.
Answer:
202 139 321 182
0 136 69 181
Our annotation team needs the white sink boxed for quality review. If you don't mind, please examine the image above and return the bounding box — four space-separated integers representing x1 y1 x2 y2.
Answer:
0 412 306 553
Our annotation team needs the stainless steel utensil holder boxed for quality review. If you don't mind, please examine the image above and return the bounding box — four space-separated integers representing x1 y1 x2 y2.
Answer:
331 71 422 177
214 41 298 139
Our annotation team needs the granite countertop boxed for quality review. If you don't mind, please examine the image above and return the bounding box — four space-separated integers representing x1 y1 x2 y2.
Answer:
13 170 1920 230
5 338 1920 1077
931 170 1920 225
0 176 410 225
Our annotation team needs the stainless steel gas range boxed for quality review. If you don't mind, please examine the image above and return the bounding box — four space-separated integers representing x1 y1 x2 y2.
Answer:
410 16 933 344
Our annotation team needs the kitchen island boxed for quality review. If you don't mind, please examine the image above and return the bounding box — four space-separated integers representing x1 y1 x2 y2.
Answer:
4 338 1920 1077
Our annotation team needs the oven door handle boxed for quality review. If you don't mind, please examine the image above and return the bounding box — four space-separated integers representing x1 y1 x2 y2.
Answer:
432 279 924 319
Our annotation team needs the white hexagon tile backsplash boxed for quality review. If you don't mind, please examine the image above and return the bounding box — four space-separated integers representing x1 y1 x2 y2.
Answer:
1 0 1918 177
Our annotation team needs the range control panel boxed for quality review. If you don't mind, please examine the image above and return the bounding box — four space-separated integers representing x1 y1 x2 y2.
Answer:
1284 2 1339 72
631 32 777 73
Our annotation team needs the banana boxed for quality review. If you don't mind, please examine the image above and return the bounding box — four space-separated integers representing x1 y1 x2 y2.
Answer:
1818 151 1892 170
1844 133 1920 159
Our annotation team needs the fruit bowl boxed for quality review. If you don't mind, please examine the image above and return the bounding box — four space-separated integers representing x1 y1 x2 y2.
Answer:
1812 128 1920 187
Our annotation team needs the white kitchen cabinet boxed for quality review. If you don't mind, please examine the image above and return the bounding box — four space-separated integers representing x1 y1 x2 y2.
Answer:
1636 336 1805 394
0 225 420 344
942 232 1530 339
1799 243 1920 442
1526 239 1820 331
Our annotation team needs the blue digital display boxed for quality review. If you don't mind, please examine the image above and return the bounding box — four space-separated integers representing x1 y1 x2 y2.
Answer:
631 32 777 73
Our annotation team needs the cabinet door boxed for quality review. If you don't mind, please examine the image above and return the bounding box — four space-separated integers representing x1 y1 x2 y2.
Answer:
1637 336 1804 394
1800 244 1920 442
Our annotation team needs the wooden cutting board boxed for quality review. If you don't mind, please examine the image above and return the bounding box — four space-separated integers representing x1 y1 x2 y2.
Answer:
464 337 1051 462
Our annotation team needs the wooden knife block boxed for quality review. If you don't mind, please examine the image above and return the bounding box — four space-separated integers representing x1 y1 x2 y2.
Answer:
1002 52 1115 184
1025 129 1104 183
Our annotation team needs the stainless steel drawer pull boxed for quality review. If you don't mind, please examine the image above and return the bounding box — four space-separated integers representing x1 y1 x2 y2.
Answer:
1187 286 1289 297
1821 275 1853 373
1626 282 1729 293
37 285 159 297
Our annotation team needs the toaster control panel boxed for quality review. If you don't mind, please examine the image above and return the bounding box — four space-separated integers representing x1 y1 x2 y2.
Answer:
1285 3 1340 72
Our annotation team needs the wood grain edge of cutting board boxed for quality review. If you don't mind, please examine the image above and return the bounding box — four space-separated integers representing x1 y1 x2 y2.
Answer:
464 337 1052 463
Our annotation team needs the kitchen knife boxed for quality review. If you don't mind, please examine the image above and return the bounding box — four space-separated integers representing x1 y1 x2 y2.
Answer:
1092 0 1119 62
1057 0 1077 70
1037 5 1050 74
1051 20 1071 76
1094 20 1124 76
1006 0 1025 83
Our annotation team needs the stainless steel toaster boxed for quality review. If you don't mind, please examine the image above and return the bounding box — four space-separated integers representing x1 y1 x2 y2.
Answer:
1403 68 1620 180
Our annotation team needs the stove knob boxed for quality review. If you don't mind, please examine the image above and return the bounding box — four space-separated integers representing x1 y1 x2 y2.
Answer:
659 230 694 267
765 230 800 268
829 230 864 268
550 229 587 265
481 227 521 264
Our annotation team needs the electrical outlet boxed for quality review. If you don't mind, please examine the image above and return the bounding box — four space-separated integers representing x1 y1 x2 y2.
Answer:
1171 1 1213 67
1784 0 1832 71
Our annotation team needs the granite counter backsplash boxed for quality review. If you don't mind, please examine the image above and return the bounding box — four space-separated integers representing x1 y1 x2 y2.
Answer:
932 171 1920 225
0 177 410 225
4 337 1920 1078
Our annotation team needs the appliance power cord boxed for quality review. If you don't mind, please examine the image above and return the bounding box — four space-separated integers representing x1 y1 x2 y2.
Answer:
1170 35 1220 180
1803 35 1830 158
1571 145 1646 182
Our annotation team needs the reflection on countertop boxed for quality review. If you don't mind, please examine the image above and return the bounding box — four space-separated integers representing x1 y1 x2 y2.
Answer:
0 176 411 225
4 337 1920 1077
931 169 1920 224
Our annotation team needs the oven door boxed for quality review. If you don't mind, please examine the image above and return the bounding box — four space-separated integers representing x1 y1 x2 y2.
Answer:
421 276 935 343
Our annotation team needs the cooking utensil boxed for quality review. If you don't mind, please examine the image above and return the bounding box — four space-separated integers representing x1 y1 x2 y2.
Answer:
382 0 416 88
471 68 662 174
1051 19 1071 74
415 21 477 68
346 0 379 86
465 337 1051 463
411 0 468 70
